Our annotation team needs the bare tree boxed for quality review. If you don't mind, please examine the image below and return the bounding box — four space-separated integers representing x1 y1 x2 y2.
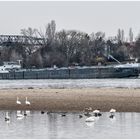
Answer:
129 28 133 43
46 20 56 43
95 31 105 39
117 28 121 42
121 29 125 42
20 27 39 55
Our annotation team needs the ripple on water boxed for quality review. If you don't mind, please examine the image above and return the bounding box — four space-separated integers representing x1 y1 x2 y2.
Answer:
0 111 140 138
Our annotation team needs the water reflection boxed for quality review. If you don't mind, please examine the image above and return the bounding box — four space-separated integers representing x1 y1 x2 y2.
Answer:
85 122 95 127
0 111 140 138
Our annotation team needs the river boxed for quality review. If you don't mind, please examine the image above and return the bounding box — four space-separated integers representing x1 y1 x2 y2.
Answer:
0 111 140 139
0 78 140 89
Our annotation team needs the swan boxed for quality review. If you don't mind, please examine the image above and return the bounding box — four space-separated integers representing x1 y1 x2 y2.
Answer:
16 110 24 119
25 97 30 106
109 109 116 113
109 109 116 118
5 112 10 121
16 97 21 105
85 116 95 122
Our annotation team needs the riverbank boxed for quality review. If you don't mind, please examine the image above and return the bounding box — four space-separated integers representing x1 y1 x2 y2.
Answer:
0 88 140 112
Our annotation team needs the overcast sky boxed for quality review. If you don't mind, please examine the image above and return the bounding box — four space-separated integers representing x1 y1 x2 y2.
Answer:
0 1 140 39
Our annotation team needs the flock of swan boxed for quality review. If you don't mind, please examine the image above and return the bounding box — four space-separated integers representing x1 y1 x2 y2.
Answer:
85 108 116 122
4 97 116 124
5 97 31 123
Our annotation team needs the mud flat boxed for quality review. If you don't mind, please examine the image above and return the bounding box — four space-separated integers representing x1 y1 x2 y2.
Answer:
0 88 140 112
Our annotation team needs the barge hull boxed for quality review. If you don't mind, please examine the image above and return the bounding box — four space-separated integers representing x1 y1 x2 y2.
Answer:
0 67 138 79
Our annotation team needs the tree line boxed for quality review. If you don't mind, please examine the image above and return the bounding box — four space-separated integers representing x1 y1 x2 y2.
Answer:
0 20 140 68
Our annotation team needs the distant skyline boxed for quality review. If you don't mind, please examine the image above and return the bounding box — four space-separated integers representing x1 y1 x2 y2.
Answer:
0 1 140 39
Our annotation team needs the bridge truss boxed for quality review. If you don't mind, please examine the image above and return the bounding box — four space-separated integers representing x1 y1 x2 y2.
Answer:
0 35 44 46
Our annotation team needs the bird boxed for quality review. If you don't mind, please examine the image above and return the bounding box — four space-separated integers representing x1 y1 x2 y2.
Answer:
24 110 30 116
79 115 83 118
85 116 95 122
16 97 21 105
16 110 24 119
109 109 116 113
97 109 102 116
24 112 27 116
109 114 114 118
93 109 102 117
61 112 67 117
5 112 10 122
84 107 92 116
41 111 45 114
25 97 30 106
61 114 66 117
109 108 116 118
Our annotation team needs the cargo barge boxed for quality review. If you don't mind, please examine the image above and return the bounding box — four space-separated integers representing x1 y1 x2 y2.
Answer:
0 65 138 79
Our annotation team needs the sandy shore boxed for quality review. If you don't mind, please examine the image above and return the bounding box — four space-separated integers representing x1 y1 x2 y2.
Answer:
0 87 140 112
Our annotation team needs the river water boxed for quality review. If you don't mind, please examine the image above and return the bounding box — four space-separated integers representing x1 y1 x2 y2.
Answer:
0 78 140 89
1 79 140 138
0 111 140 139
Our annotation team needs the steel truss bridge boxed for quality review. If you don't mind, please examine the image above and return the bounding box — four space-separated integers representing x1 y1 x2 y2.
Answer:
0 35 44 46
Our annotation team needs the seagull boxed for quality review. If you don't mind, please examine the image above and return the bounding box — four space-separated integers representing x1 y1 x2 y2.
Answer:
16 97 21 105
25 97 30 106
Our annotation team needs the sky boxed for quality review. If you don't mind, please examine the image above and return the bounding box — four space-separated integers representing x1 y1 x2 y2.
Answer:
0 1 140 39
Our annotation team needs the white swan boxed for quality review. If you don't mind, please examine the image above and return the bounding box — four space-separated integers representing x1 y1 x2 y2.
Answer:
93 109 100 114
25 97 30 106
16 110 24 119
109 109 116 113
5 112 10 122
85 116 95 122
109 109 116 118
16 97 21 105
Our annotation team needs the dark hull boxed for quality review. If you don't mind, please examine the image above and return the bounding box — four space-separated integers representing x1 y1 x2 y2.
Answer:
0 67 138 79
